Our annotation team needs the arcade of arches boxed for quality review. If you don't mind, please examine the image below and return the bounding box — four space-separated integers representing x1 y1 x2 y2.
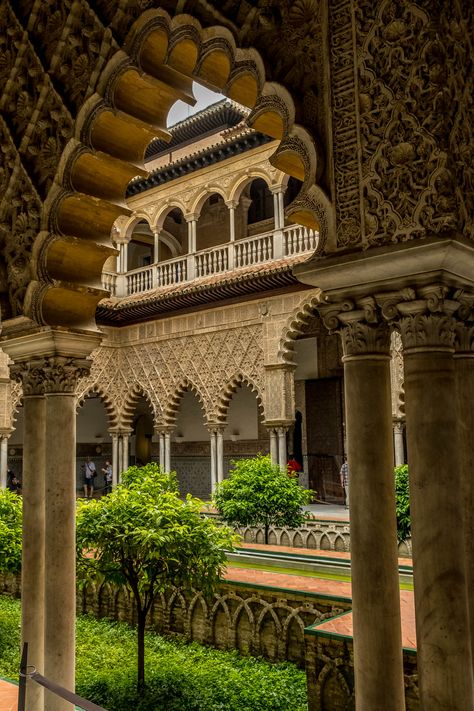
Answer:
0 3 472 711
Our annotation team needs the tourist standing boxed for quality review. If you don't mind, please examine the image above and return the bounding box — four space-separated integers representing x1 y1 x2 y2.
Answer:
101 460 113 495
339 459 349 508
83 457 96 498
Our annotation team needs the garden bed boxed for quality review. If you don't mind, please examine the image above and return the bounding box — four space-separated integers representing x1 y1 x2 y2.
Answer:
0 596 307 711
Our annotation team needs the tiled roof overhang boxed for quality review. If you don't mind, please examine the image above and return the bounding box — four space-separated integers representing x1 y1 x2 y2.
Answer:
127 131 272 196
144 99 248 159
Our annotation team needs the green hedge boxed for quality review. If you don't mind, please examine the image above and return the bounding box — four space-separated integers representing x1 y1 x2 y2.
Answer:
395 465 411 542
0 597 307 711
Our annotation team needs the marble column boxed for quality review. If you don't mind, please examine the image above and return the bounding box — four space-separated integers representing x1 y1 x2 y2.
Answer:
272 192 280 230
228 205 236 242
210 429 217 493
164 431 171 472
4 331 100 711
276 427 287 468
216 428 224 484
44 387 76 711
321 303 405 710
396 286 474 709
393 420 405 467
153 230 160 263
122 242 128 272
10 367 46 711
121 432 129 473
268 428 278 465
158 431 165 470
111 434 119 487
277 191 285 230
454 315 474 670
454 317 474 672
0 434 8 488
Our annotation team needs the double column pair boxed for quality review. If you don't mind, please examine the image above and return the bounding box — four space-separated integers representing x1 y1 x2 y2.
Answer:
320 284 474 710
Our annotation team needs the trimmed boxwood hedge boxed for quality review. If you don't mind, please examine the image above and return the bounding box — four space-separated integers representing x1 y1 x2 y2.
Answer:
0 596 307 711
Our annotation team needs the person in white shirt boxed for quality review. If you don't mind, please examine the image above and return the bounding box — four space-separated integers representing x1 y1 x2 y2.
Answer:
83 457 96 498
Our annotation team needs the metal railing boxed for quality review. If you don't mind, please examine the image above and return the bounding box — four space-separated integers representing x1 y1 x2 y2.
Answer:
103 224 319 298
18 642 107 711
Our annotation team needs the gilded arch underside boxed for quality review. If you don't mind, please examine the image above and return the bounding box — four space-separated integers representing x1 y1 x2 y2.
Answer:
19 8 327 332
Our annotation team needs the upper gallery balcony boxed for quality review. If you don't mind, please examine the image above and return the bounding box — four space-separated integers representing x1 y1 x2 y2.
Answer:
99 99 319 310
103 223 318 298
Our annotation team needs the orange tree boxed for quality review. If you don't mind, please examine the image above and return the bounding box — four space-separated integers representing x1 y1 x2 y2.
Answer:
214 455 312 544
76 464 236 689
0 489 22 575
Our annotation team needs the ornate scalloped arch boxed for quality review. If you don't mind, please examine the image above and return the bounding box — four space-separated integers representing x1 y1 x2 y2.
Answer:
76 384 119 430
25 8 328 331
277 291 324 364
119 383 160 430
216 372 265 423
163 378 209 426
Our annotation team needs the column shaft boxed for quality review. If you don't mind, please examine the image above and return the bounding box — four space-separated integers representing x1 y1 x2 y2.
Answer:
216 430 224 483
111 434 119 487
393 422 405 467
277 428 287 468
455 351 474 670
269 430 278 465
229 206 235 242
164 432 171 472
277 191 285 229
44 392 76 711
404 350 474 708
273 193 280 230
344 354 405 710
22 396 46 711
159 433 165 469
210 431 217 493
0 436 8 488
122 434 129 473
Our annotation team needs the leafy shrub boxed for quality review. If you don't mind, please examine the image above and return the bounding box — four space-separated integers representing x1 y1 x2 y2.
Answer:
214 455 312 544
0 596 307 711
0 489 22 574
395 465 410 542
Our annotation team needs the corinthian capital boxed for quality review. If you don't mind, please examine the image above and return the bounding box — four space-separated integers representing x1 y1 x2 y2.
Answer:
376 283 462 351
319 297 391 357
11 356 92 396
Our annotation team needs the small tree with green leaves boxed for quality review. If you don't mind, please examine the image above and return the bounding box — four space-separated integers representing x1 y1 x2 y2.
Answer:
214 455 312 544
0 489 22 575
395 464 411 542
76 464 236 689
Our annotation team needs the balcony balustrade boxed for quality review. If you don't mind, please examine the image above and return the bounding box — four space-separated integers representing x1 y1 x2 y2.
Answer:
103 224 318 298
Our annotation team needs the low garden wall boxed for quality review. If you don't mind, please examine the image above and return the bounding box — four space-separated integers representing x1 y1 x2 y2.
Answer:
232 518 412 558
305 621 419 710
0 573 418 709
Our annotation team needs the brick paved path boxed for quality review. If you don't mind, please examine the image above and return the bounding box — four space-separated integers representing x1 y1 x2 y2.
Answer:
0 679 17 711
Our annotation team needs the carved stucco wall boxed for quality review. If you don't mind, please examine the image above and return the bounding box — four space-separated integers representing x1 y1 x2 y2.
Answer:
5 288 406 434
0 1 471 322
